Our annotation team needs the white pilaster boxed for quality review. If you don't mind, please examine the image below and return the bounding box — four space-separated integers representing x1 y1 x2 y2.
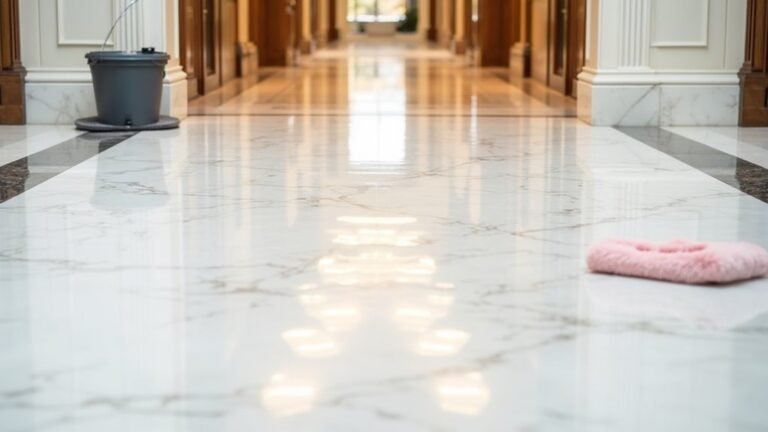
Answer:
578 0 745 126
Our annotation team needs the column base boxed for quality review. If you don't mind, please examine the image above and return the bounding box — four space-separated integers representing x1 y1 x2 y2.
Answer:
0 70 26 124
328 28 339 42
452 39 466 55
299 38 315 55
237 42 259 78
739 72 768 126
161 66 189 121
577 69 740 126
510 42 531 78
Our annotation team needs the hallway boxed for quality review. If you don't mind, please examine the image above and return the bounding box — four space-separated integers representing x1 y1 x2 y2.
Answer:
2 38 768 432
189 41 575 117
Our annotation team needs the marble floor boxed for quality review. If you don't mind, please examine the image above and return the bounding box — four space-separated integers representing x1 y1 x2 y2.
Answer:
189 41 576 117
2 42 768 432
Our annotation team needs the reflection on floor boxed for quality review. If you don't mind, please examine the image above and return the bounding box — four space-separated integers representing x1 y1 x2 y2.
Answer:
1 42 768 432
189 41 576 117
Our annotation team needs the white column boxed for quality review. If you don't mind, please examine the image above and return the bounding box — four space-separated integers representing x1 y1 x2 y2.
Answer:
578 0 746 126
136 0 188 119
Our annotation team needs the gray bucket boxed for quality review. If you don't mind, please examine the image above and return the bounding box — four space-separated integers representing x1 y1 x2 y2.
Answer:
86 50 169 127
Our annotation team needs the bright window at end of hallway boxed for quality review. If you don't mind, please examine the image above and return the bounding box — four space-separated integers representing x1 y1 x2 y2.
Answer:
348 0 408 23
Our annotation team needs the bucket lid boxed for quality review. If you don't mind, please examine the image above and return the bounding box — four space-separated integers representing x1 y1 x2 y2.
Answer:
86 50 170 62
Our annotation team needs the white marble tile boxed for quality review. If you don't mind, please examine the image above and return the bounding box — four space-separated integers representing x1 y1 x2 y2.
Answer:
0 115 767 432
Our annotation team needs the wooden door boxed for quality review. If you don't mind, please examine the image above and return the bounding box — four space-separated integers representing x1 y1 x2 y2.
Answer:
257 0 294 66
294 0 303 53
478 0 514 66
547 0 567 93
180 0 201 99
201 0 222 93
221 0 238 83
311 0 320 42
567 0 586 96
328 0 339 41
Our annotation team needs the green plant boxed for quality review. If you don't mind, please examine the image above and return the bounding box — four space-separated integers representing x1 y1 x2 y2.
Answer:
397 7 418 32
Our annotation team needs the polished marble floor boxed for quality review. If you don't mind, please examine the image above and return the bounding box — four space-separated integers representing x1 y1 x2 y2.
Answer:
2 43 768 432
189 41 576 117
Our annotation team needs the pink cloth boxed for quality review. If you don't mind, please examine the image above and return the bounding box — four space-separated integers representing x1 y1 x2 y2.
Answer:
587 239 768 284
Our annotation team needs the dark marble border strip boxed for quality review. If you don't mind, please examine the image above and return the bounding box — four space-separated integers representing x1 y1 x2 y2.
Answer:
0 132 136 204
617 127 768 204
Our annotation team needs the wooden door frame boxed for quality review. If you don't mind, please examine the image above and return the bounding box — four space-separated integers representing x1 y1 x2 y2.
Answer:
547 0 566 93
328 0 339 41
428 0 438 41
566 0 586 97
0 0 26 124
546 0 585 96
202 0 223 93
179 0 201 99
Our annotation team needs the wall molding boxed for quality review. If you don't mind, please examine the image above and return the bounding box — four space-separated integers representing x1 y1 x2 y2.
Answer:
580 67 740 85
650 0 709 48
56 0 116 47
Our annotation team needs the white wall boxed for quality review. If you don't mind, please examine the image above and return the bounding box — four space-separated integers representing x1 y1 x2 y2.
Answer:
20 0 187 124
579 0 747 126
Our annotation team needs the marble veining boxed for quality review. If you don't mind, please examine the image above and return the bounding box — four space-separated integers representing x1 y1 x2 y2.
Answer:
1 43 768 432
0 115 767 432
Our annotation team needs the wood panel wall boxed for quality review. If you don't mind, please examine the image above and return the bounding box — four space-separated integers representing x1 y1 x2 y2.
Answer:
740 0 768 126
0 0 25 124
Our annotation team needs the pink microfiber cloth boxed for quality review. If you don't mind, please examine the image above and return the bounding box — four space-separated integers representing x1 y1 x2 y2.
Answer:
587 239 768 284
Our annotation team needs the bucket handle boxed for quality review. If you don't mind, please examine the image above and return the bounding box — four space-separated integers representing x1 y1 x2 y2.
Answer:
102 0 141 51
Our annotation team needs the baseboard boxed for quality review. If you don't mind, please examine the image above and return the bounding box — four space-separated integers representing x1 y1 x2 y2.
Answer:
578 70 740 126
25 66 187 124
299 38 315 55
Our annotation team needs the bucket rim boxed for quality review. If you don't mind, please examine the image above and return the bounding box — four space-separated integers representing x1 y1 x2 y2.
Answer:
85 50 170 62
